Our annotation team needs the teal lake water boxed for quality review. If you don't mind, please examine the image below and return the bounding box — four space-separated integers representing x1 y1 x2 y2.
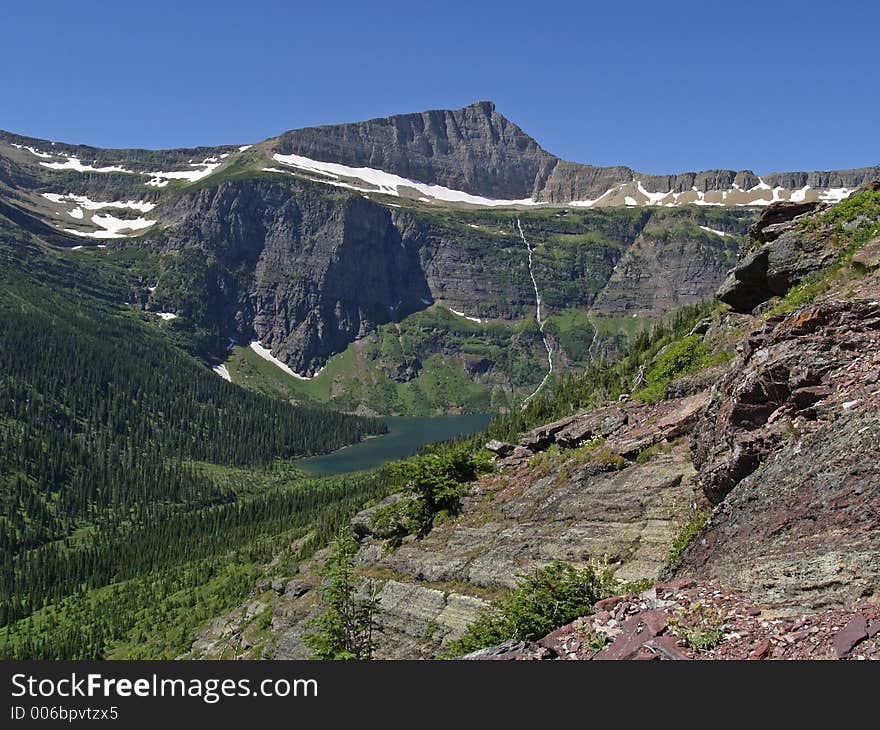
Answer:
298 413 493 474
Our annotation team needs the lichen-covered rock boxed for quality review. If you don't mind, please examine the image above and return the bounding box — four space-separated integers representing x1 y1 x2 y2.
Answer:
678 297 880 610
692 301 880 505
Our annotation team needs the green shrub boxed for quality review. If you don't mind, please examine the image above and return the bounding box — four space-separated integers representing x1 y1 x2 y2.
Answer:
666 507 712 567
370 443 493 540
368 497 429 544
634 335 730 404
821 188 880 226
668 601 724 652
303 529 382 660
444 561 617 657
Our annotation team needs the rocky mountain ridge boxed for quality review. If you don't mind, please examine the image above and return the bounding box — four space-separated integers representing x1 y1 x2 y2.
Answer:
1 103 877 411
0 130 752 402
277 101 880 207
3 101 878 218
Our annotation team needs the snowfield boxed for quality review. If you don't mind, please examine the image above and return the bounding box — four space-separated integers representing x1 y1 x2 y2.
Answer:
249 341 322 380
65 213 156 238
42 192 156 213
145 158 222 187
271 152 544 207
448 307 483 324
10 143 54 158
699 225 730 237
212 364 232 382
40 156 133 174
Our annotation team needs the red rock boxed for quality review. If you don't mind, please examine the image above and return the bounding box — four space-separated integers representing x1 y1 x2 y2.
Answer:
594 595 626 612
746 607 762 617
647 635 691 661
634 647 659 660
655 578 697 594
595 610 668 660
750 638 771 660
536 624 575 655
867 621 880 639
833 617 868 659
640 610 669 637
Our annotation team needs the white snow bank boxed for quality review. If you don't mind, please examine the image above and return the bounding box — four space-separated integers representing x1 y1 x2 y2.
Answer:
569 185 623 208
152 312 177 320
699 225 729 237
10 143 54 158
212 364 232 381
249 341 320 380
448 307 483 324
42 192 156 213
145 160 221 187
239 145 252 152
272 152 543 207
40 156 133 174
636 181 672 205
790 185 811 202
64 213 156 238
819 188 854 203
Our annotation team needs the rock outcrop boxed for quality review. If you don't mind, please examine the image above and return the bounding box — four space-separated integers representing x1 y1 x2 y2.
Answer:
159 179 431 375
276 101 559 201
692 301 880 505
678 299 880 608
717 208 838 313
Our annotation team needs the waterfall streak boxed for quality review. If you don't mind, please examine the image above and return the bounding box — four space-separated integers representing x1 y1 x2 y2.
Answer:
517 218 553 404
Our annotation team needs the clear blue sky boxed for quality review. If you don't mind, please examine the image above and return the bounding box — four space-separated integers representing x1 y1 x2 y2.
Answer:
2 0 877 174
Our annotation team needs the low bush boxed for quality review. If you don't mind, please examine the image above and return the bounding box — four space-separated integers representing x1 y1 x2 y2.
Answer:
444 561 617 657
370 443 492 541
634 335 730 404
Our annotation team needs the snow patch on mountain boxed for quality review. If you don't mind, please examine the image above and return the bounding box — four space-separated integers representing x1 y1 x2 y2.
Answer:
249 341 322 380
819 188 855 203
145 159 222 187
271 152 544 207
42 192 156 213
10 143 54 158
41 156 133 174
64 213 156 238
448 307 483 324
212 364 232 382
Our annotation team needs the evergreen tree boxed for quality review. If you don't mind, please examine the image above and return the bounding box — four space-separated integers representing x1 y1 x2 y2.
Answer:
304 529 382 660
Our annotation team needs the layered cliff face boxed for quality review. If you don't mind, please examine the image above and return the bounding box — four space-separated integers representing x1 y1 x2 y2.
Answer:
157 179 430 375
272 101 880 206
125 174 753 404
276 101 558 201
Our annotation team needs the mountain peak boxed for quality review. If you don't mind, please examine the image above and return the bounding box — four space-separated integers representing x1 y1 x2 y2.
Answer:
274 100 555 199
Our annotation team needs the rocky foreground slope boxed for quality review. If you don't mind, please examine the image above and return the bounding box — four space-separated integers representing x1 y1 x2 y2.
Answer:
187 184 880 660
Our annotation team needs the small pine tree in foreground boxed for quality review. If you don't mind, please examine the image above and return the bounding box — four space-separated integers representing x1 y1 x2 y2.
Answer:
303 528 382 660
